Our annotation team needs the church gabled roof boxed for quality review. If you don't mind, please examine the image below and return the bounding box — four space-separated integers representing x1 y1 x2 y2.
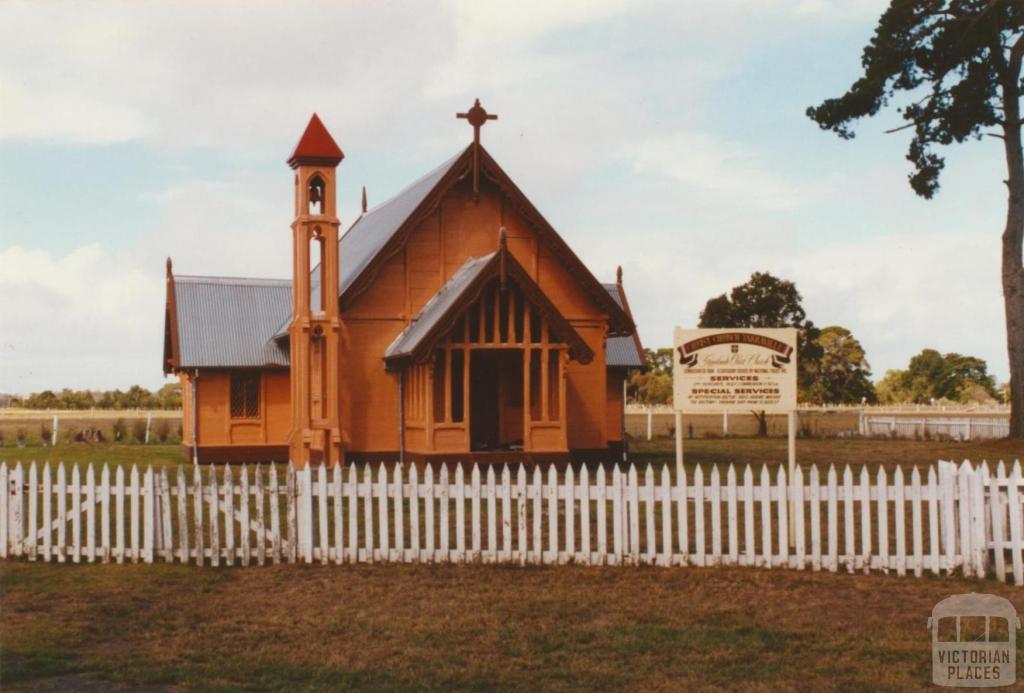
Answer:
166 142 640 371
318 144 633 335
337 147 467 298
383 253 493 362
383 247 594 366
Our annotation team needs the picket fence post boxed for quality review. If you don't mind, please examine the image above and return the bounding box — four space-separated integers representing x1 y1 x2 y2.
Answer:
302 465 314 564
1008 462 1024 586
143 466 154 564
0 462 9 559
970 464 987 578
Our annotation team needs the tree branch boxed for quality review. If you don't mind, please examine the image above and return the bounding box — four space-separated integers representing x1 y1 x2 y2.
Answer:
885 122 918 134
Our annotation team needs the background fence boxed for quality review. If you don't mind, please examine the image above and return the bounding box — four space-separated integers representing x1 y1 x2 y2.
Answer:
0 409 182 446
859 414 1009 441
624 407 1010 440
2 459 1022 583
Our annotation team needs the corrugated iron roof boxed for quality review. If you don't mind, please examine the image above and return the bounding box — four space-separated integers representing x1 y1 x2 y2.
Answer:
384 254 495 361
173 275 291 369
384 247 595 366
339 148 467 297
603 283 644 368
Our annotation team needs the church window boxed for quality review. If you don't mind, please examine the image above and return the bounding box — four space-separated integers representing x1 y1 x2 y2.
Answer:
230 373 261 418
432 349 446 423
529 310 542 344
547 350 560 420
450 349 464 422
529 349 542 420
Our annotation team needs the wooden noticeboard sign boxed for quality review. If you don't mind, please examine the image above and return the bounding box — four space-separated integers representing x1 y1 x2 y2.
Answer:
672 327 798 414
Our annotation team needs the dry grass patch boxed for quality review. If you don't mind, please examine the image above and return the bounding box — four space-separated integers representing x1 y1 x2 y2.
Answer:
3 561 1024 690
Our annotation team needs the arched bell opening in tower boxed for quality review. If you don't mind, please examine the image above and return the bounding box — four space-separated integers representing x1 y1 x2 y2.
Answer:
307 174 326 215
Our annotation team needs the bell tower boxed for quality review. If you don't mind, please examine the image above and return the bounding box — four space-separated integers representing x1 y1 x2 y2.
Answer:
287 114 344 469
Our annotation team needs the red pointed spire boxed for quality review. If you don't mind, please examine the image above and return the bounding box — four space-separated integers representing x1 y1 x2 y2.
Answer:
287 113 344 169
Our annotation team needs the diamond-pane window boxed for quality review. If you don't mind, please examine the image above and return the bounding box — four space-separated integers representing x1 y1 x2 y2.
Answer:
230 373 260 418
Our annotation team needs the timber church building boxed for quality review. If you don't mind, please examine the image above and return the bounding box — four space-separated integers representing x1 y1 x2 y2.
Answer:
163 103 644 466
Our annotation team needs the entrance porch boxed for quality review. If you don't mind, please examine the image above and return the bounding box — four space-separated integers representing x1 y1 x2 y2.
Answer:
387 247 590 459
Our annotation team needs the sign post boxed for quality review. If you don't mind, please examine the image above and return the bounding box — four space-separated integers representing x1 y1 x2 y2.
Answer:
674 411 684 478
672 327 799 517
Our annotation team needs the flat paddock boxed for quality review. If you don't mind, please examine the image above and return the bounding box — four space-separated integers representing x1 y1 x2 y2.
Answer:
2 561 1023 691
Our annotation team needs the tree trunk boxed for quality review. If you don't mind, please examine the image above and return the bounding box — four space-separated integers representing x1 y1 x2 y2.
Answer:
753 410 768 437
1003 188 1024 437
1002 42 1024 438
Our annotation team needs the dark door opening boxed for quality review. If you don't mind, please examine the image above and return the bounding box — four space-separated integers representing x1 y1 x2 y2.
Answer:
470 349 523 451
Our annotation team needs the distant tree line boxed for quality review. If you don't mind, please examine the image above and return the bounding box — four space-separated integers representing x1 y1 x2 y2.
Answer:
6 383 182 410
876 350 1000 406
628 272 1007 408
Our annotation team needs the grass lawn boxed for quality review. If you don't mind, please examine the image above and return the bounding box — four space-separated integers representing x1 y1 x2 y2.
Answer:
0 438 1021 479
630 435 1024 474
2 561 1023 691
0 444 183 470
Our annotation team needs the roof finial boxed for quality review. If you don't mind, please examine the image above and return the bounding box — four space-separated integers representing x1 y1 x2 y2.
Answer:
456 98 498 203
456 98 498 146
361 186 367 214
616 265 622 286
166 256 173 278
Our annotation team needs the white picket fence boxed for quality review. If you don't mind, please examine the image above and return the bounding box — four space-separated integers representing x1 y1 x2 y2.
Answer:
2 460 1023 583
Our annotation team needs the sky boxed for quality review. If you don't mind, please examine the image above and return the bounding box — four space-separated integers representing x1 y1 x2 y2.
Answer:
0 0 1009 395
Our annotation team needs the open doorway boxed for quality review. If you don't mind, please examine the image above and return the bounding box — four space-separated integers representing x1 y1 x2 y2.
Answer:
469 349 523 451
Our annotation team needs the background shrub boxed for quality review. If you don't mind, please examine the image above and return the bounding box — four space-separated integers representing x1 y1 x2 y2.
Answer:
153 418 171 443
130 418 147 443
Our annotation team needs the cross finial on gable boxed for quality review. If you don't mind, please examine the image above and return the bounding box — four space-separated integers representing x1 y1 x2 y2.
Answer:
456 98 498 203
456 98 497 146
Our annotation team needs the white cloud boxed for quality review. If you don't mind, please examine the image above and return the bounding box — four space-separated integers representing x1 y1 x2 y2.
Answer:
0 244 163 393
0 1 875 150
634 131 811 210
0 2 453 151
0 0 1008 393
